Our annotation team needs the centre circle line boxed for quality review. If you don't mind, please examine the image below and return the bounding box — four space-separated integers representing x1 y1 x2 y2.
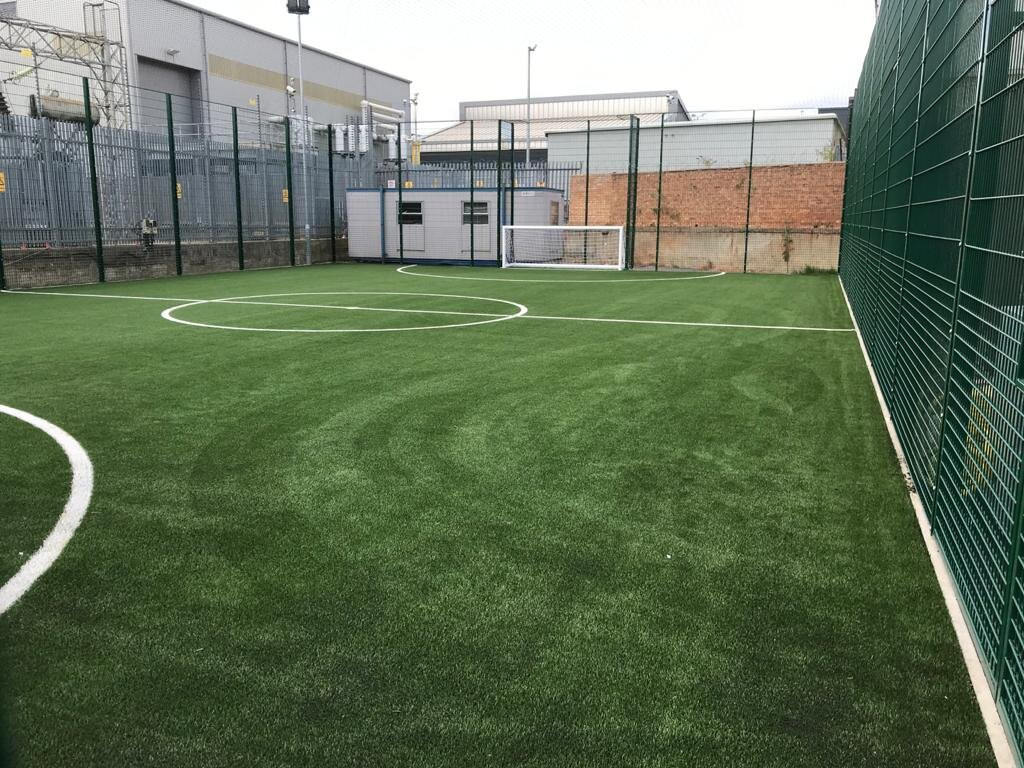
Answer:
161 291 528 334
210 298 509 319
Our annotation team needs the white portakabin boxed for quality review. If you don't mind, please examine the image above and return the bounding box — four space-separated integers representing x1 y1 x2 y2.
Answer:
501 226 625 270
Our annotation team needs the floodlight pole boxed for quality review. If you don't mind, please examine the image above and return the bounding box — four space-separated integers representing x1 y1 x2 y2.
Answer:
526 45 537 169
291 2 312 266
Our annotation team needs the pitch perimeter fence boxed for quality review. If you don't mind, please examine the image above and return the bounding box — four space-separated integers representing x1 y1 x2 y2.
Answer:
841 0 1024 756
0 64 848 289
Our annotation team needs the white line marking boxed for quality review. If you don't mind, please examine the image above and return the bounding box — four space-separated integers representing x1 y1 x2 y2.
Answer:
522 314 855 333
215 298 508 319
838 279 1015 768
396 264 728 283
2 290 507 318
161 292 528 333
3 287 854 333
0 405 94 616
2 289 195 302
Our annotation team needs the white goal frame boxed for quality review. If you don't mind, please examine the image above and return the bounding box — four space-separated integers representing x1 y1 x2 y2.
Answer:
501 225 626 270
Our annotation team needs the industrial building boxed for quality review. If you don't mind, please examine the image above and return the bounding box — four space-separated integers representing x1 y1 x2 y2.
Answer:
0 0 410 129
419 91 689 163
547 113 848 173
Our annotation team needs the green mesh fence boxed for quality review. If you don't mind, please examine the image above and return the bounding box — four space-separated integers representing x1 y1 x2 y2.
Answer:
841 0 1024 755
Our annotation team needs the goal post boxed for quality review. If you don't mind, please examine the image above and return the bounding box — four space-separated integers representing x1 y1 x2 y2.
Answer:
501 226 626 270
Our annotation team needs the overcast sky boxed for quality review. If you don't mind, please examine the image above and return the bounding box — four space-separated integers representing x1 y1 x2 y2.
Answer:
190 0 877 123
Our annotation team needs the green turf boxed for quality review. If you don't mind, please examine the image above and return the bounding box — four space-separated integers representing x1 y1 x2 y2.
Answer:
0 264 995 766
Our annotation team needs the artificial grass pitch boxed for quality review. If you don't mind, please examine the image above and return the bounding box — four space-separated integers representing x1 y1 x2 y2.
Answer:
0 264 995 767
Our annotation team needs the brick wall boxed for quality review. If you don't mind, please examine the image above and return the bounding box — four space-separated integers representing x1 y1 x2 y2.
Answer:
567 162 846 273
569 162 846 232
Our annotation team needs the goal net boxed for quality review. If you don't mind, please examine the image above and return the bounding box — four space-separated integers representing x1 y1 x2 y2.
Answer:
502 226 625 270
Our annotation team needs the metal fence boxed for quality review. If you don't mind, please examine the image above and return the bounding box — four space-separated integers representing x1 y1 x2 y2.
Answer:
384 111 848 273
0 70 377 288
840 0 1024 756
0 64 849 288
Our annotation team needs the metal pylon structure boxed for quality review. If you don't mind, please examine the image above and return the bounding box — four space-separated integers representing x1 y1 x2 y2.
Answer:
0 3 130 128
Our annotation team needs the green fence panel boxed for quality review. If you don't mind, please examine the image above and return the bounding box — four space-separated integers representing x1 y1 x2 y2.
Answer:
842 0 1024 758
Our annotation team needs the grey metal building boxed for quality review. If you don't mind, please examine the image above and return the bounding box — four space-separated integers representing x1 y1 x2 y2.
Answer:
546 113 848 173
1 0 410 127
420 91 689 164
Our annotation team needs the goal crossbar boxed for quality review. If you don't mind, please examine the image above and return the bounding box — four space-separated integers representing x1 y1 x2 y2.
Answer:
501 226 625 270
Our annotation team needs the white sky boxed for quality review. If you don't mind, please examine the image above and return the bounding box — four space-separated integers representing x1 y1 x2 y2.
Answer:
190 0 877 123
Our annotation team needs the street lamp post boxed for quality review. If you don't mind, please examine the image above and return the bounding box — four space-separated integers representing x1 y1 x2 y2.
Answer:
526 45 537 169
288 0 312 266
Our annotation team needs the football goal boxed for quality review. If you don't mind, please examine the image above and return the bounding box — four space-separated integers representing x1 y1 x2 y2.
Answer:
501 226 625 270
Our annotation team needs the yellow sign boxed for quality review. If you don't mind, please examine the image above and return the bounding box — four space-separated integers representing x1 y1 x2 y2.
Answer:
410 141 422 165
282 188 290 203
19 48 32 59
537 180 546 188
175 183 183 199
404 180 414 189
0 172 7 193
248 98 259 107
475 179 485 188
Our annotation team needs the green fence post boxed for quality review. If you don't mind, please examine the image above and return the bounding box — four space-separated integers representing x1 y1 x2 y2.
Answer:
584 120 591 226
655 113 665 271
742 110 756 274
284 116 296 266
397 120 405 264
165 93 181 276
584 119 591 263
836 97 855 277
0 228 5 290
232 107 244 270
624 115 640 270
328 124 336 263
509 123 516 227
83 78 105 282
496 120 503 263
469 120 475 266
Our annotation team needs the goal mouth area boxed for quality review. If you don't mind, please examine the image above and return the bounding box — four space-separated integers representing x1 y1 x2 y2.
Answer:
501 225 626 271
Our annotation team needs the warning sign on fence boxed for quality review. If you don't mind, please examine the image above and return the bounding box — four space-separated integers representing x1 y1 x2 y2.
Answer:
0 172 8 193
282 188 289 203
175 183 183 199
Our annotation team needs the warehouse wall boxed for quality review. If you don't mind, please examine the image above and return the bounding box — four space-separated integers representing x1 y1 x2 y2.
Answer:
10 0 410 126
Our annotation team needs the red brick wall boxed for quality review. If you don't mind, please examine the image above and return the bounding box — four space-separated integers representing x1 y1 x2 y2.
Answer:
568 162 845 232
